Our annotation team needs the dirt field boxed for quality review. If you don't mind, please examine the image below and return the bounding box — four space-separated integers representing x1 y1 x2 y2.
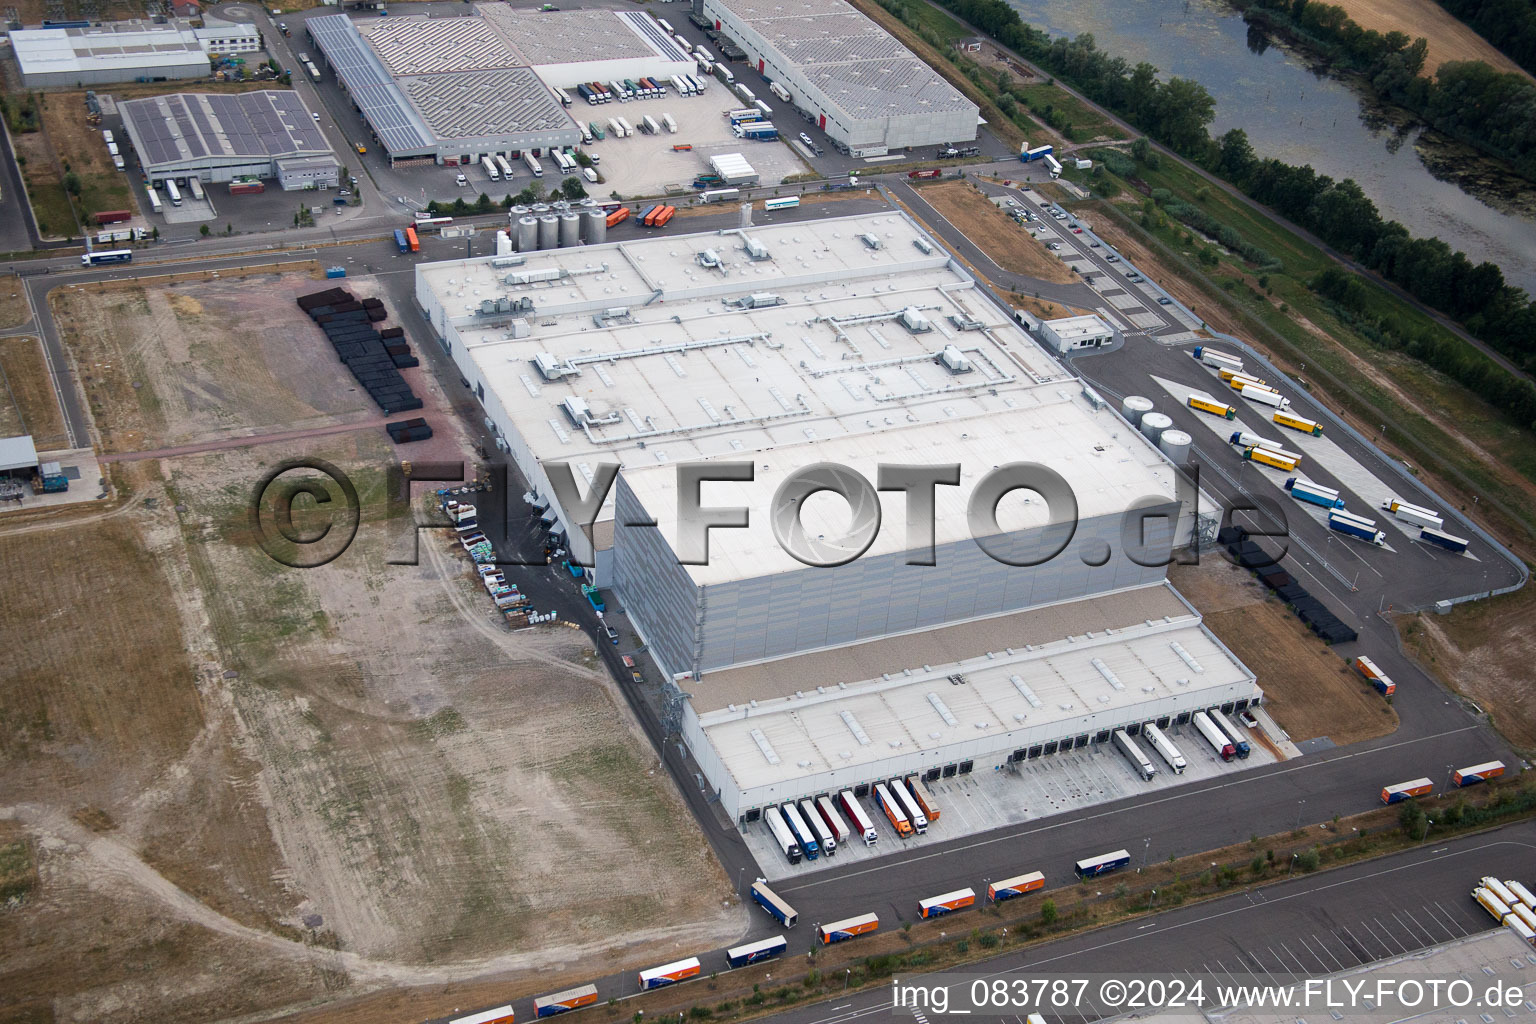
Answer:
12 129 78 240
0 336 69 448
1 274 742 1024
1402 587 1536 752
0 275 30 329
1171 558 1399 746
1007 294 1091 320
919 181 1079 284
41 92 136 223
49 269 384 454
1324 0 1531 80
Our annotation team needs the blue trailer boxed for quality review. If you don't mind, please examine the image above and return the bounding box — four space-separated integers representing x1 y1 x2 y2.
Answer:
1021 144 1053 162
739 123 777 140
1328 510 1386 546
749 880 798 926
1075 849 1131 878
1419 526 1469 553
726 935 787 968
393 228 409 253
1284 477 1344 509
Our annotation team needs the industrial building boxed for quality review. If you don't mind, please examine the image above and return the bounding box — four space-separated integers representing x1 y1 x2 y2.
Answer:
9 17 260 87
120 91 340 188
699 0 979 156
1040 313 1118 353
414 210 1255 821
305 7 695 165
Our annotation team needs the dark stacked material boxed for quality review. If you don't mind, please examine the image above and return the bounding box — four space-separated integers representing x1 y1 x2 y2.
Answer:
387 417 433 443
1224 526 1358 645
296 288 422 415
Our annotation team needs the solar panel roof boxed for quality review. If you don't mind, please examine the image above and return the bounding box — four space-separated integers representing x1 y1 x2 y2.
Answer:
307 14 431 153
120 90 333 168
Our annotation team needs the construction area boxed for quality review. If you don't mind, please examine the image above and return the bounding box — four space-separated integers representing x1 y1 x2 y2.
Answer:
0 268 741 1024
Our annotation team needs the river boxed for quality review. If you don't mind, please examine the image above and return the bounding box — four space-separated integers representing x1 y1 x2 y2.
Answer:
1002 0 1536 296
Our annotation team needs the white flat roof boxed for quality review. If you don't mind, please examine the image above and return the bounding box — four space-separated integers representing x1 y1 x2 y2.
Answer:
0 435 39 472
11 22 211 76
419 213 1178 579
698 587 1253 794
1045 314 1112 340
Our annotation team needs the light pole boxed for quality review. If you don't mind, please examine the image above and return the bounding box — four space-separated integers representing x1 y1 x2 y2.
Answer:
1294 798 1306 830
1142 837 1151 871
1288 852 1299 876
844 969 851 991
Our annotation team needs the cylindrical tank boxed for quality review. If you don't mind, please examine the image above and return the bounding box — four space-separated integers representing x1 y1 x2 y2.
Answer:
537 215 559 250
559 212 581 247
1120 395 1153 426
1158 429 1192 463
1140 411 1173 443
495 229 512 256
582 208 607 244
515 216 538 252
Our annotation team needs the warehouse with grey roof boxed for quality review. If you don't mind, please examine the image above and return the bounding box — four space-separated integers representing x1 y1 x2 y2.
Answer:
305 7 695 164
700 0 979 155
119 90 340 188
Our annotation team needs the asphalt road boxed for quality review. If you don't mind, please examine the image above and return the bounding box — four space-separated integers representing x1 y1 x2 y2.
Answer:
754 817 1536 1024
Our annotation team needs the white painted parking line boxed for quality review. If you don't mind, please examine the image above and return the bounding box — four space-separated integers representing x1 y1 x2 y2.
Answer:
1394 907 1436 946
1339 923 1375 961
1432 899 1472 937
1279 940 1312 973
1299 932 1347 972
1365 916 1407 955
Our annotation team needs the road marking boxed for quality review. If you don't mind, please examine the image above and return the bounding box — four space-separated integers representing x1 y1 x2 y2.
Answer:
1298 932 1345 972
777 723 1487 894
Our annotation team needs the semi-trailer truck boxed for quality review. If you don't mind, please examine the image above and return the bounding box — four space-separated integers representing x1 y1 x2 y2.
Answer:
1243 446 1299 472
749 879 798 926
799 798 836 855
838 790 878 845
816 913 878 944
523 152 543 176
1142 722 1186 773
1453 761 1506 786
889 778 929 834
1192 345 1243 372
1113 729 1157 780
918 888 976 918
1240 384 1290 408
874 782 912 837
1419 527 1469 552
1273 410 1323 435
1353 655 1397 696
1187 394 1237 419
1285 477 1344 508
763 805 801 863
815 795 851 846
780 802 820 859
905 775 941 822
1383 497 1443 530
1192 710 1235 760
1328 509 1387 546
1208 709 1251 759
1381 777 1433 804
1021 143 1053 162
987 872 1045 901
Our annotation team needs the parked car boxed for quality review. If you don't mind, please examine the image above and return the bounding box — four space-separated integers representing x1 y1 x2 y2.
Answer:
1072 227 1082 233
1106 255 1120 262
1089 240 1100 247
1158 296 1173 305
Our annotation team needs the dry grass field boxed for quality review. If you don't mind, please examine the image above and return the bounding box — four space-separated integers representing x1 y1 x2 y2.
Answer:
1325 0 1532 80
1171 558 1399 747
919 181 1079 284
40 93 135 223
1 274 742 1024
0 337 70 449
0 275 30 330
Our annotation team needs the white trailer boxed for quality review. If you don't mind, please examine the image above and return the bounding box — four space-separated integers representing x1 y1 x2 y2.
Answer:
661 113 678 133
642 115 661 134
889 778 928 834
1240 384 1291 408
763 806 801 863
1044 153 1063 178
582 166 598 184
799 798 836 855
769 81 791 102
670 75 689 95
188 177 205 201
838 790 878 845
481 155 500 181
1208 709 1251 758
1230 430 1283 450
523 152 543 176
1113 729 1157 781
1141 722 1186 774
495 155 515 179
165 179 182 206
1483 877 1522 910
657 17 674 33
1193 710 1234 760
616 117 634 137
815 795 851 845
1507 880 1536 911
1195 347 1244 372
735 83 756 103
147 187 163 214
1383 497 1443 530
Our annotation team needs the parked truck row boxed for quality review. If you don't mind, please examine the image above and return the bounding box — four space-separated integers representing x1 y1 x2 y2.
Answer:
1472 874 1536 948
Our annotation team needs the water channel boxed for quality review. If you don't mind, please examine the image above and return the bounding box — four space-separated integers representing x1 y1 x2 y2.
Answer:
1004 0 1536 295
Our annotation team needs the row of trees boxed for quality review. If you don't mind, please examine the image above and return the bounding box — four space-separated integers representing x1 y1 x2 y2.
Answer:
924 0 1536 387
1238 0 1536 181
1435 0 1536 78
424 177 588 216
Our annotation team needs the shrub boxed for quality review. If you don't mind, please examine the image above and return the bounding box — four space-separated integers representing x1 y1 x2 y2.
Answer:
1040 899 1058 925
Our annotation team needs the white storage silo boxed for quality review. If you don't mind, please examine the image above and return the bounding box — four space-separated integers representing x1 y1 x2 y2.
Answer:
559 212 581 247
515 216 538 251
495 229 512 256
582 208 607 243
1158 429 1192 463
1120 395 1154 427
537 215 559 250
1140 412 1173 443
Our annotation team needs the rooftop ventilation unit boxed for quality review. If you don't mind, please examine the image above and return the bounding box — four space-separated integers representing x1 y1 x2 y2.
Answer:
860 233 883 250
913 237 934 254
505 267 567 286
741 292 782 308
743 236 770 260
561 396 592 426
697 249 721 268
947 314 984 331
531 352 578 381
899 307 932 332
937 344 972 374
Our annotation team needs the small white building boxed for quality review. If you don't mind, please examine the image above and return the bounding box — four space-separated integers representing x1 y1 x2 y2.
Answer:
1040 313 1117 353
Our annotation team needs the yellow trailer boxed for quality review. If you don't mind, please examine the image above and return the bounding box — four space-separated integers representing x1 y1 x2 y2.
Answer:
1243 446 1299 471
1273 410 1323 435
1188 394 1237 419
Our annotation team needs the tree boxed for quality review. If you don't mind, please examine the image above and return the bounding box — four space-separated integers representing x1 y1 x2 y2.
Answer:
1216 128 1257 182
514 185 540 205
63 172 81 196
1040 899 1058 926
475 192 493 213
200 223 211 236
559 176 587 200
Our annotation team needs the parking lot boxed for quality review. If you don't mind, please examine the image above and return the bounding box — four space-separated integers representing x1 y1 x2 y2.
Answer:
744 716 1280 882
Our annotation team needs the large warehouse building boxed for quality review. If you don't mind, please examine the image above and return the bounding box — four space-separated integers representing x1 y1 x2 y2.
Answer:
10 16 260 87
119 91 339 188
305 7 695 165
700 0 979 156
413 210 1256 820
